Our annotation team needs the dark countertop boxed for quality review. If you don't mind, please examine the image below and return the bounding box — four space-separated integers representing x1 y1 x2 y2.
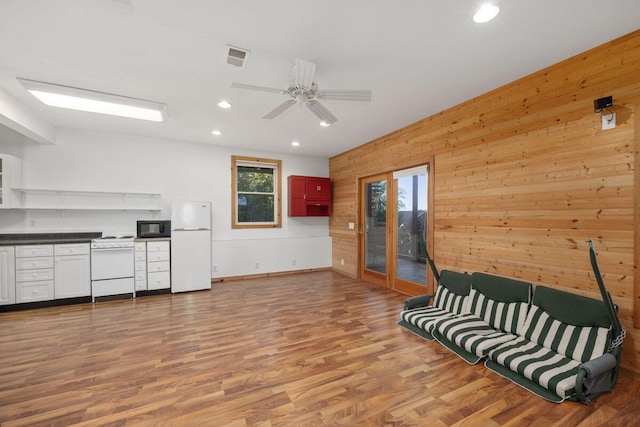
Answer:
0 232 102 246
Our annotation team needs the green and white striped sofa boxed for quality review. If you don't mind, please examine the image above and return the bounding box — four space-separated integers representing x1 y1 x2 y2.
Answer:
399 271 619 403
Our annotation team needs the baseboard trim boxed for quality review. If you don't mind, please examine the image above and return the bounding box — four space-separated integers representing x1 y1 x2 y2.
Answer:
213 267 332 283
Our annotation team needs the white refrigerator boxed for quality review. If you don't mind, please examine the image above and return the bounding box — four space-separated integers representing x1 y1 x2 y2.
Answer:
171 201 212 293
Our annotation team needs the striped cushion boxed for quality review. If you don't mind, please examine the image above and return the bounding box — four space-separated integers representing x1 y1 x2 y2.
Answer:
400 306 457 334
520 305 609 363
433 313 518 359
399 286 469 334
467 289 529 334
434 286 468 315
488 337 581 399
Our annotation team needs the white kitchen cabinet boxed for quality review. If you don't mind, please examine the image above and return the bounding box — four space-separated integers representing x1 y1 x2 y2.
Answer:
15 244 54 303
134 242 147 291
135 240 171 291
0 153 23 209
54 243 90 299
0 246 16 305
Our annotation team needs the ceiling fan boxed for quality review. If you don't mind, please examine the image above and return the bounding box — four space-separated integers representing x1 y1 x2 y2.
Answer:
231 58 371 126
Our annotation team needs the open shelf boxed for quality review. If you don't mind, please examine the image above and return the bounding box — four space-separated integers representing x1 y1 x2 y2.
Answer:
12 187 162 212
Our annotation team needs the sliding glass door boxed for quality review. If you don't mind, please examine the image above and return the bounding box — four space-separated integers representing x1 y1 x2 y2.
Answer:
359 165 433 294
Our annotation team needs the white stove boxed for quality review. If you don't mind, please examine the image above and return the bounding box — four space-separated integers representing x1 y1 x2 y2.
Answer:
91 235 136 301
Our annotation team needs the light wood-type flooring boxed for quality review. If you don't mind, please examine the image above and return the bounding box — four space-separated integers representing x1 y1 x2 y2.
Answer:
1 271 639 426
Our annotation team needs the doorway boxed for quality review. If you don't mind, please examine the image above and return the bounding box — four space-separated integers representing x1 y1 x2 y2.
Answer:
359 165 433 294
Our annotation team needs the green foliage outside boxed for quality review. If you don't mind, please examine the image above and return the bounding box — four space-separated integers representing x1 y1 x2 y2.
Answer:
237 166 275 222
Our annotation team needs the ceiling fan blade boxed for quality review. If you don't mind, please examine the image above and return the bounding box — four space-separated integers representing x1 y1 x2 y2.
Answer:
262 100 296 119
294 59 316 90
316 90 372 102
306 100 337 125
231 82 288 95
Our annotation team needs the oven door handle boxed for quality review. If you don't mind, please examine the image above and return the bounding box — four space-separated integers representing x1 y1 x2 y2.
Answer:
91 247 134 252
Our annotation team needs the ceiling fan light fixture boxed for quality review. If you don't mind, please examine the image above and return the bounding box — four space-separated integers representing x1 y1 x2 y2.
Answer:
291 141 300 147
473 3 501 23
17 78 167 122
217 100 231 109
320 121 331 127
211 129 222 136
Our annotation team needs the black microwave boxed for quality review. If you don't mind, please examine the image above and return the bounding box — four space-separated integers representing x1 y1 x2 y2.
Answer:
137 220 171 238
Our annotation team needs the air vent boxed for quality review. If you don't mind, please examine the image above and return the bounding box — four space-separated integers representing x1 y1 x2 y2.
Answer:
225 46 250 68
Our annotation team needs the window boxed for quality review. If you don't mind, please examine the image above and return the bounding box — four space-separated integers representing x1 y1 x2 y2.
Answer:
231 156 282 229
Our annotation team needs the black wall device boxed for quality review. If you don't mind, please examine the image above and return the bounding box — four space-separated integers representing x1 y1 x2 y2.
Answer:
593 96 613 113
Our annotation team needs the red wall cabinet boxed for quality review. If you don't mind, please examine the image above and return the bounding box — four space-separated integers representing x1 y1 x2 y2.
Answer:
288 175 331 217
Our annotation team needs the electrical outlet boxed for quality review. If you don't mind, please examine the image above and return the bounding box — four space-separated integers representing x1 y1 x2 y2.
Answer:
292 259 296 266
212 265 217 273
255 262 259 269
341 258 345 265
602 112 616 130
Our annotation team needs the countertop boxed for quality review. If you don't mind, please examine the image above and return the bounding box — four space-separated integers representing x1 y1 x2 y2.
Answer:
0 232 102 246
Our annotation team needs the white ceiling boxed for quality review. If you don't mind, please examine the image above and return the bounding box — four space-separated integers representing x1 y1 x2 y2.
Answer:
1 0 639 158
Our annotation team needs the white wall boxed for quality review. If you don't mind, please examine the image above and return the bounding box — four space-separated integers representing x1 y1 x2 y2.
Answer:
0 127 331 277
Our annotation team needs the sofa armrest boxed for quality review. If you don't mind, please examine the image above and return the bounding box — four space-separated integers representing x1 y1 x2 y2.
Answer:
575 353 618 403
404 294 434 310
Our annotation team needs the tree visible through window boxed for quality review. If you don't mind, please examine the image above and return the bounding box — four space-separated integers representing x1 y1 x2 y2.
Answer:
231 156 282 228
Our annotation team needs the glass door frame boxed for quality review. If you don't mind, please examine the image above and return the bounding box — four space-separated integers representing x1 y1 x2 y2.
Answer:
391 164 435 296
359 173 392 287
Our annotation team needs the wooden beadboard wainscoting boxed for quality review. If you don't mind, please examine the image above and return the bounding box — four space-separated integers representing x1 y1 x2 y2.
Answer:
330 30 640 373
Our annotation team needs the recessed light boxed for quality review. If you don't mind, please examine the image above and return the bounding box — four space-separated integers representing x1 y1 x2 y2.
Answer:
211 130 222 136
217 100 231 109
473 3 500 23
319 121 331 127
291 141 300 147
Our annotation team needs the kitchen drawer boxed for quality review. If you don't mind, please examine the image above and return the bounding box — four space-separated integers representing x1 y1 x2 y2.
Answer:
146 251 169 262
147 260 170 273
54 243 90 256
147 241 170 252
135 280 148 291
135 261 147 272
16 280 54 303
16 268 54 282
16 256 54 270
148 271 170 290
135 271 147 281
135 250 147 262
16 245 54 258
134 242 147 252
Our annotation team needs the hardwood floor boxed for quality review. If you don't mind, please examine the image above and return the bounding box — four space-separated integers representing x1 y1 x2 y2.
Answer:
1 271 639 426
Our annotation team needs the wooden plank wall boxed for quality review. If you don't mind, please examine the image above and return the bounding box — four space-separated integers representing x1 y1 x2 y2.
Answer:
329 30 640 373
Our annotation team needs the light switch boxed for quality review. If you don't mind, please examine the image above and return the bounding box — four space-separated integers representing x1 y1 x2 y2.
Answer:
348 222 355 229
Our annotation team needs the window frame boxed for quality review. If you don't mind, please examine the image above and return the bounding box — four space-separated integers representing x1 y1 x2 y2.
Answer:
231 155 282 229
